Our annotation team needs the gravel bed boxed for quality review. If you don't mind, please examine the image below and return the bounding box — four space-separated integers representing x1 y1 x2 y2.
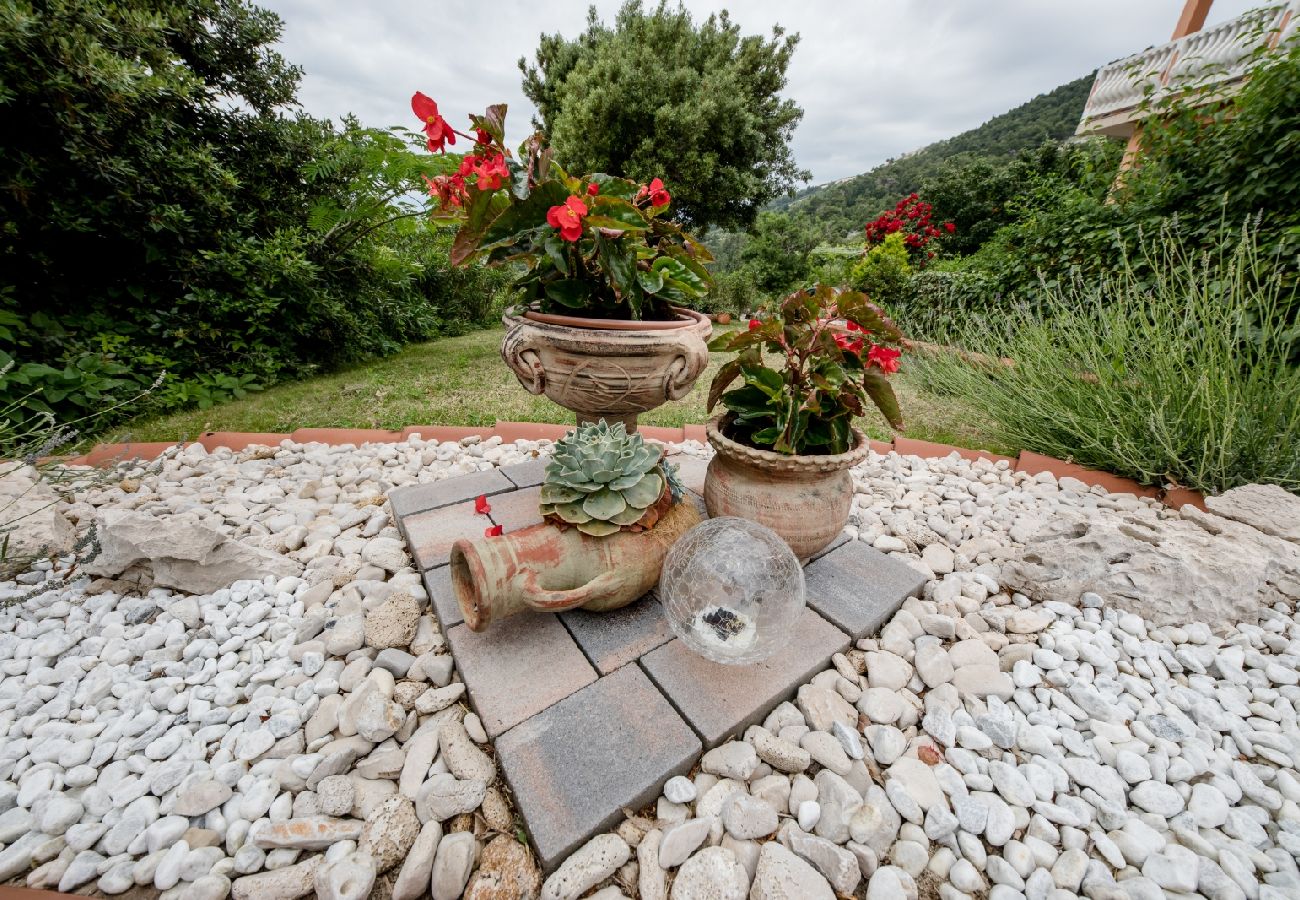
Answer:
1 435 1297 900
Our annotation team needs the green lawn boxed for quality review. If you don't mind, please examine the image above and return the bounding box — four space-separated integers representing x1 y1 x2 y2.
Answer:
120 326 1015 454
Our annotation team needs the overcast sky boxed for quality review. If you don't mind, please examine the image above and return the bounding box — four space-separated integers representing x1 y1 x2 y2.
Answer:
260 0 1260 185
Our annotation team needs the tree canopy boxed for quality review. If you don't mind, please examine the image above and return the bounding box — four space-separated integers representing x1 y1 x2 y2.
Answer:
519 0 809 232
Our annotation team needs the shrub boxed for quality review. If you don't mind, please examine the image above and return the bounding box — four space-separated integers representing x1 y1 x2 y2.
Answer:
912 227 1300 494
891 270 1004 344
849 233 913 309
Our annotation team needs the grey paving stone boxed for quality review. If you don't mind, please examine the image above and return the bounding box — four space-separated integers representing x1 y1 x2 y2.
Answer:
388 468 514 519
422 565 462 629
496 663 700 872
561 594 674 675
486 485 543 534
401 501 491 570
500 458 549 489
639 607 849 747
447 613 597 738
802 539 928 638
809 530 851 562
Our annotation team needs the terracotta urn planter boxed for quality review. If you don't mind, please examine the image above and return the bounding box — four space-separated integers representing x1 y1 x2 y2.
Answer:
703 413 871 560
500 305 711 431
448 498 701 631
716 312 733 325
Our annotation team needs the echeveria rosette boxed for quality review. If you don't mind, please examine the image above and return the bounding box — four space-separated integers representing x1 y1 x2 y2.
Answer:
411 91 712 322
539 420 679 536
707 284 907 456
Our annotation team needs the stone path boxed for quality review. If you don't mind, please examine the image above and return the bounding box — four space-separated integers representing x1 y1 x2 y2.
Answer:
389 455 927 869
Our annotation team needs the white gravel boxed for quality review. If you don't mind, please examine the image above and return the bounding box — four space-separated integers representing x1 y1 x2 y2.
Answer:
2 435 1298 900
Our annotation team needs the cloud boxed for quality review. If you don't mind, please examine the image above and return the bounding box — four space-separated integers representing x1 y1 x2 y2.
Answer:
261 0 1261 185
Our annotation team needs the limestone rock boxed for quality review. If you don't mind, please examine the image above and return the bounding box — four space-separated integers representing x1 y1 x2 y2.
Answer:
749 840 835 900
358 795 420 873
231 855 322 900
84 508 298 594
431 832 479 900
364 592 420 649
465 834 542 900
1003 506 1300 628
0 467 75 560
250 817 364 850
313 850 376 900
392 821 442 900
1204 483 1300 542
670 846 748 899
541 833 630 900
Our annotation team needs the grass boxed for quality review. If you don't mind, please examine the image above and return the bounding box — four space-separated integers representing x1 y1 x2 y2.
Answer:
118 325 1016 455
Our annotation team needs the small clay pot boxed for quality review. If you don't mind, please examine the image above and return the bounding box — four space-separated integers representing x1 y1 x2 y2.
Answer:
716 312 733 325
501 306 711 431
703 413 870 559
449 499 702 631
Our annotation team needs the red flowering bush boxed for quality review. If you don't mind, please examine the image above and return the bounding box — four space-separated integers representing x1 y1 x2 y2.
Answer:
411 92 711 321
863 193 954 264
708 285 906 455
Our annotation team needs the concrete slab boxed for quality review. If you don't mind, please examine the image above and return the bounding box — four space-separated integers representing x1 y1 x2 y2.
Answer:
422 565 462 629
486 485 544 534
802 540 928 638
500 457 550 489
668 454 709 497
639 607 849 747
388 468 514 520
495 664 701 871
561 595 674 675
447 613 598 738
401 501 492 570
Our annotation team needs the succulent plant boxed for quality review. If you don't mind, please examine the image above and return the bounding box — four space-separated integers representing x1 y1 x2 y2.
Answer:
539 420 674 536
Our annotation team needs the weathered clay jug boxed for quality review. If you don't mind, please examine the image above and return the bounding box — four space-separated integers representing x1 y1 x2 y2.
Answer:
448 499 701 631
703 413 870 560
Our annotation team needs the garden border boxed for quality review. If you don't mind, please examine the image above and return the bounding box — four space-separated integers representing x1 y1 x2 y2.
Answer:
65 421 1206 511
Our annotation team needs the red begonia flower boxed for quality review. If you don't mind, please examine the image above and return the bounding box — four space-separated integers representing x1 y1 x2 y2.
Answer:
474 494 491 515
748 319 761 331
546 196 588 242
587 182 600 196
411 92 456 153
944 221 955 233
474 153 509 192
475 128 492 146
867 344 902 373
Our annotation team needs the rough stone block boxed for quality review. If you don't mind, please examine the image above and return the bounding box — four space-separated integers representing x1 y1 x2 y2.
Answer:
639 607 849 746
500 458 549 489
809 531 850 562
401 501 492 570
485 486 543 534
802 540 928 638
496 664 700 871
447 613 597 738
388 468 514 520
561 595 674 675
422 565 462 629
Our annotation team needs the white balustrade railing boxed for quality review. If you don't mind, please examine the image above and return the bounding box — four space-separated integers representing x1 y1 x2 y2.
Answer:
1078 2 1298 135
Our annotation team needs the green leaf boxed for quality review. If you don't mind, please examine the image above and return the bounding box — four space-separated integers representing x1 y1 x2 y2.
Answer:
636 269 665 293
583 487 628 520
742 364 784 399
837 290 905 341
545 280 593 308
620 471 663 508
863 368 904 430
707 358 743 412
587 195 649 230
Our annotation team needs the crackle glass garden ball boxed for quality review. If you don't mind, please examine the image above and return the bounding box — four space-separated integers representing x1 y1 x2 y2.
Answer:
659 516 805 665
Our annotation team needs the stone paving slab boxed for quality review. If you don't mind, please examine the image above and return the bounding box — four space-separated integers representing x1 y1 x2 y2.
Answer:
668 454 709 496
500 457 549 488
401 501 491 569
446 612 598 738
639 607 851 746
485 485 544 534
388 468 514 520
495 663 701 872
802 539 929 638
561 594 674 675
422 565 462 629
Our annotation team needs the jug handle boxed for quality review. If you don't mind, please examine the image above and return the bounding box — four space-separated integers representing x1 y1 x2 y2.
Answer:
521 570 622 612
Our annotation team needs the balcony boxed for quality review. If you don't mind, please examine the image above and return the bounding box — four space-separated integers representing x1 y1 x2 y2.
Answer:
1076 1 1298 138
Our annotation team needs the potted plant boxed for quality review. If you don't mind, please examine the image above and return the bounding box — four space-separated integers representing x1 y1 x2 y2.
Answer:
411 92 714 430
704 284 906 558
449 421 699 631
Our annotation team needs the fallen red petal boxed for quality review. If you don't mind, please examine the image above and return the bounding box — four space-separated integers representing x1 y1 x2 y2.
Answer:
484 524 503 537
474 494 491 515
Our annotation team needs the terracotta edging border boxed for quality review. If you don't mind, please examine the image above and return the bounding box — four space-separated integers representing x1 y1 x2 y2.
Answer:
60 422 1206 510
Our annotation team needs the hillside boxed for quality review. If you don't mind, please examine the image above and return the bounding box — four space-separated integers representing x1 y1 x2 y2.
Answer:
780 73 1094 238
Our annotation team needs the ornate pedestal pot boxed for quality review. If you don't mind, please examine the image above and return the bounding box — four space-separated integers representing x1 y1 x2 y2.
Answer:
500 306 711 431
703 413 871 560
